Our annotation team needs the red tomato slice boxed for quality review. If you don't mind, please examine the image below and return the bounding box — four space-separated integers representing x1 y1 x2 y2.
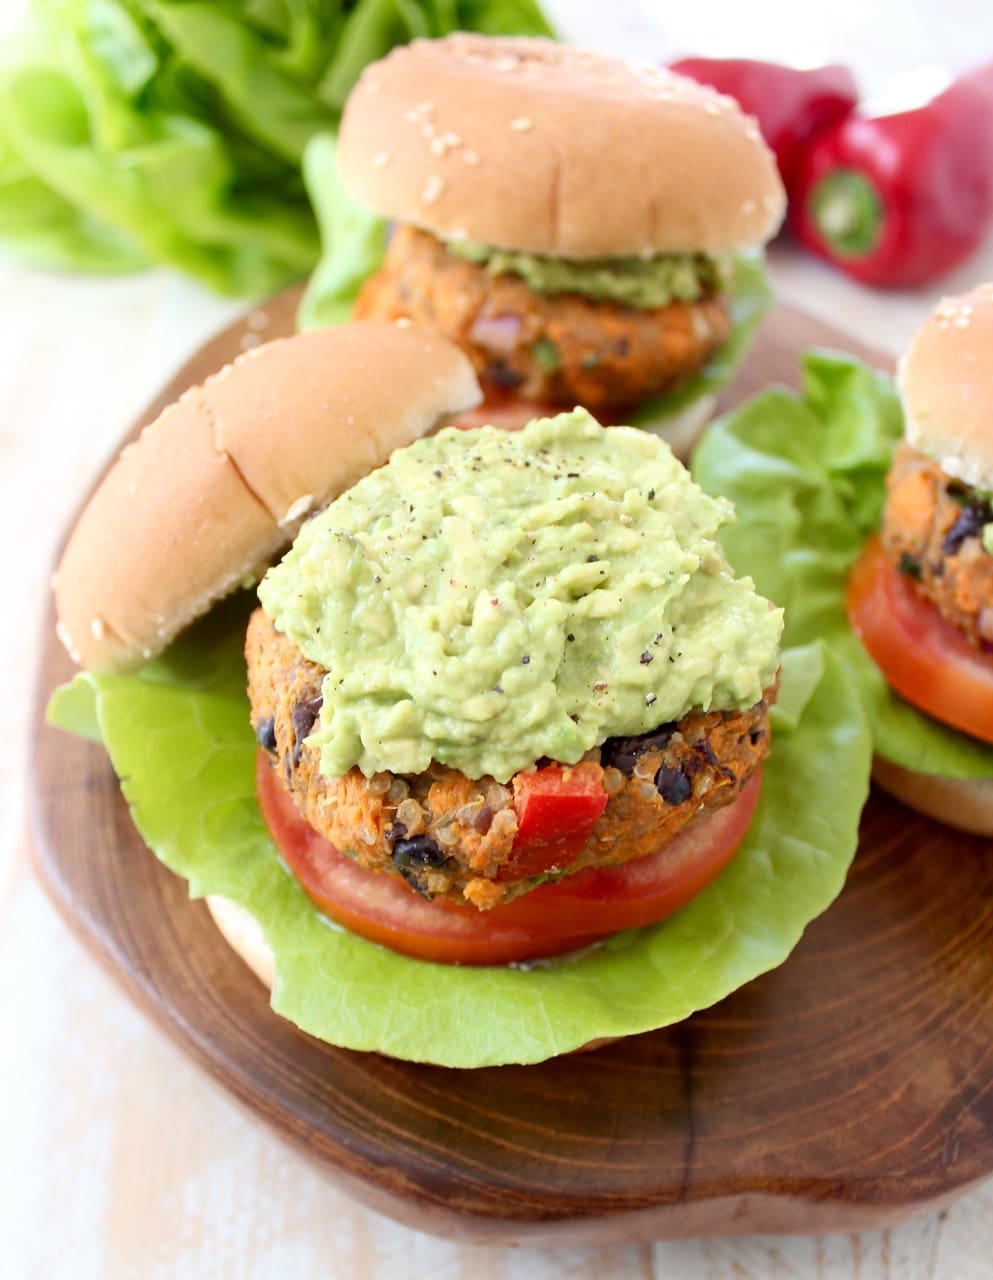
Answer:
451 395 539 432
451 392 628 432
502 762 609 881
256 751 761 966
847 535 993 745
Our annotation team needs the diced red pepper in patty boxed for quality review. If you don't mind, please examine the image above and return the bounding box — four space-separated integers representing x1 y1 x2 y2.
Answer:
502 763 609 881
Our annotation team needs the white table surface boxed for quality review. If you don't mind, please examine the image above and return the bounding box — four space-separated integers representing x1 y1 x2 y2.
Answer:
4 1 993 1276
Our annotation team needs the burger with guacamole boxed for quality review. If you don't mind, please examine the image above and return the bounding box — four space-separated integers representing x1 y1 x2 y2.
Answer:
331 34 785 449
846 285 993 831
692 295 993 844
49 321 869 1067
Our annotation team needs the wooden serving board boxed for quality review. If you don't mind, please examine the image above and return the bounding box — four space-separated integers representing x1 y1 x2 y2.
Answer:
29 296 993 1245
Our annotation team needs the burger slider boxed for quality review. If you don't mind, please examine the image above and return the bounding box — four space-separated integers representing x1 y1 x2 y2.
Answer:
848 284 993 832
338 35 786 448
47 322 869 1065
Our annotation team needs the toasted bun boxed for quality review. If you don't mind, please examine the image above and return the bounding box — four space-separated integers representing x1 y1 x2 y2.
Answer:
872 757 993 836
54 322 481 671
339 35 785 258
898 283 993 491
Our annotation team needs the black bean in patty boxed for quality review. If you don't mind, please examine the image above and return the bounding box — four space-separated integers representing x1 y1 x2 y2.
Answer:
484 359 524 390
255 715 277 754
290 695 323 767
600 723 677 777
655 765 693 806
392 834 448 871
944 500 993 555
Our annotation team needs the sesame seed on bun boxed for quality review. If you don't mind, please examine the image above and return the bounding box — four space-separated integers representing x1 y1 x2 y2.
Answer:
899 283 993 492
338 35 786 260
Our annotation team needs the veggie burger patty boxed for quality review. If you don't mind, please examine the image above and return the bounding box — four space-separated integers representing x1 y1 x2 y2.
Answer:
247 607 774 908
338 36 786 432
356 226 732 410
883 440 993 648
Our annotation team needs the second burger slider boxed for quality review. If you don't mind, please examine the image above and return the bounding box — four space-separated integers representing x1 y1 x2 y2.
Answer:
338 34 786 445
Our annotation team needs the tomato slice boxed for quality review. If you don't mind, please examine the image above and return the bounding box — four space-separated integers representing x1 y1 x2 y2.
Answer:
451 392 628 432
256 750 761 966
847 534 993 745
451 395 538 432
502 762 609 881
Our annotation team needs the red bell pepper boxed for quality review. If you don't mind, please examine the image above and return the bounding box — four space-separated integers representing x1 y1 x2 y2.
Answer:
502 762 608 882
669 57 858 186
790 64 993 287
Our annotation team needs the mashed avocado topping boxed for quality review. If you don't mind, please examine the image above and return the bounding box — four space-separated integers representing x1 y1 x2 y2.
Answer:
446 242 728 308
259 410 782 782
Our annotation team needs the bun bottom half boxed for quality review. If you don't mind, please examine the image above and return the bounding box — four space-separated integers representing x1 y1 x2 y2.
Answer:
204 895 616 1056
871 757 993 836
207 894 276 990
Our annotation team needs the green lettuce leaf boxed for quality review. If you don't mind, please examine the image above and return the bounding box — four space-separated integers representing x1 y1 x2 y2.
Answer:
692 350 993 780
0 61 319 294
47 672 101 741
48 604 870 1067
297 132 387 329
143 1 339 165
0 0 555 291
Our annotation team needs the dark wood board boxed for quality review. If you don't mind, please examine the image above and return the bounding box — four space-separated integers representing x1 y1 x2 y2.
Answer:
28 295 993 1244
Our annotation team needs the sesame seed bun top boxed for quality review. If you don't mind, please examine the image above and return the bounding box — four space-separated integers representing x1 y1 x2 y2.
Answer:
899 284 993 492
338 35 786 260
53 322 481 672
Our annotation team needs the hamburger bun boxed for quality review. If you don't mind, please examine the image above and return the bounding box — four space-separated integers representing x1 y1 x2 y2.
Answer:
206 895 277 990
338 35 785 259
54 322 481 671
871 757 993 837
898 283 993 493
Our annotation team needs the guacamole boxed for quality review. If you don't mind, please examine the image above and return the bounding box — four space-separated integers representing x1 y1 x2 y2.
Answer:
446 242 728 309
259 410 782 782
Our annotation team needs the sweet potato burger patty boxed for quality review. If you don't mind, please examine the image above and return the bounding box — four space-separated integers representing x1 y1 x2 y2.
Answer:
882 441 993 648
246 609 773 909
355 226 731 411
